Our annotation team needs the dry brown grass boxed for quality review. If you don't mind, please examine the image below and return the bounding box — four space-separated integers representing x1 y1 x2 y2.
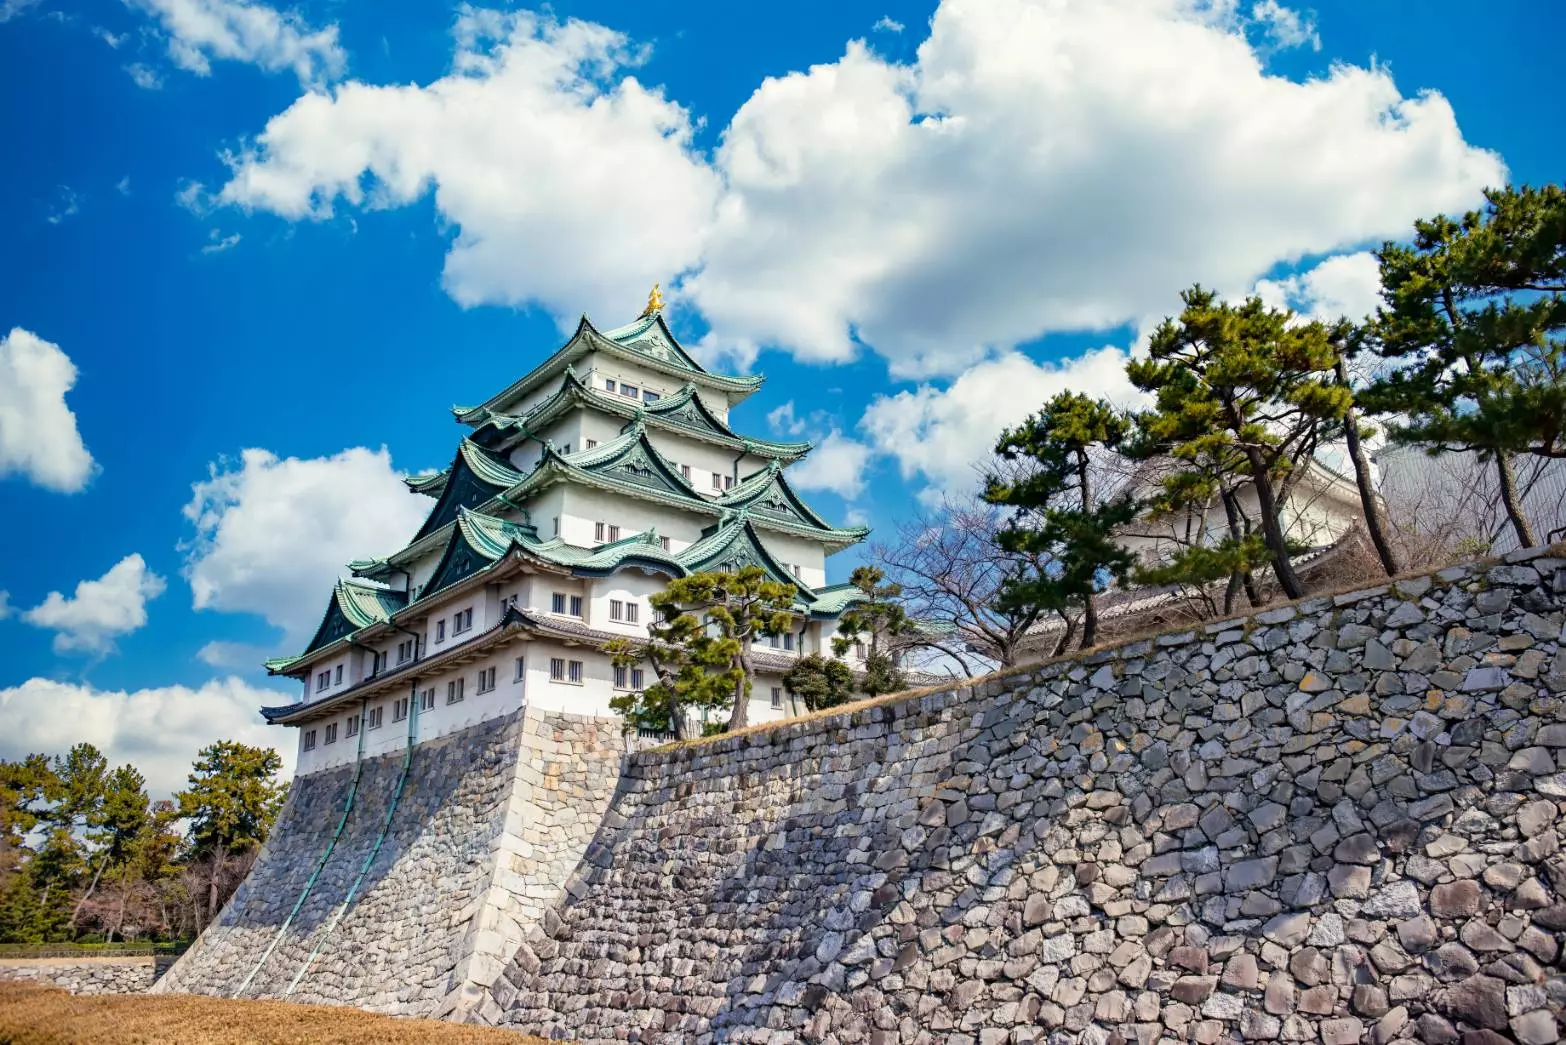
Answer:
0 981 552 1045
652 542 1566 755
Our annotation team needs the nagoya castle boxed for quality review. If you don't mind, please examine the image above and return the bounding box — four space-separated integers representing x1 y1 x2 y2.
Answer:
262 286 870 775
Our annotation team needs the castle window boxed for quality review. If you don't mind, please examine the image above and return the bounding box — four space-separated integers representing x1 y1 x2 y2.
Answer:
643 390 660 403
346 715 360 738
367 706 383 729
619 383 639 399
613 664 628 689
419 688 435 712
783 632 795 651
303 730 317 751
724 475 733 490
324 723 338 745
316 671 330 693
453 608 472 634
334 664 344 684
477 666 497 693
604 379 616 393
610 599 624 621
552 516 559 536
607 524 620 542
551 592 566 614
570 595 582 617
631 667 644 689
550 658 566 681
447 678 465 704
514 657 525 682
396 639 414 664
771 687 783 710
681 464 691 481
626 602 639 624
595 521 605 542
435 620 446 643
393 698 408 723
660 536 670 551
585 439 598 450
569 660 583 683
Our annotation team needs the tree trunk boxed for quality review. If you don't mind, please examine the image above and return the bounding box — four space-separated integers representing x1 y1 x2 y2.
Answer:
1218 488 1263 610
1244 455 1305 598
1495 453 1537 548
1335 359 1402 575
70 853 108 930
1050 615 1079 658
726 647 754 732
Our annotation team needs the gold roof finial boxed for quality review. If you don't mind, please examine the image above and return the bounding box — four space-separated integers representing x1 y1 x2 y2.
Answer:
639 282 665 318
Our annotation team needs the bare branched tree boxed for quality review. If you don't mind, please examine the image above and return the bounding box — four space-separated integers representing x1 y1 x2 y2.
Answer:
870 495 1069 675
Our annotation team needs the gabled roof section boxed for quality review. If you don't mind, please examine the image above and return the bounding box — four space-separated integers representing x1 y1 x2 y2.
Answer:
265 579 407 674
474 369 810 460
454 314 764 424
411 441 526 543
525 528 686 578
677 515 816 597
547 421 706 502
719 460 869 541
422 508 538 598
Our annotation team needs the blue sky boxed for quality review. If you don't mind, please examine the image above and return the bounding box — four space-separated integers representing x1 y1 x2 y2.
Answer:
0 0 1558 792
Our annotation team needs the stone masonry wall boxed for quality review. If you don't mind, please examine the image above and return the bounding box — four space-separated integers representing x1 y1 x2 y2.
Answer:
498 549 1566 1045
154 706 630 1017
0 957 158 994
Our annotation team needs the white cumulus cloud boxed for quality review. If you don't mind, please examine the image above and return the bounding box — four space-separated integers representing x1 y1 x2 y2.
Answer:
860 346 1146 498
21 554 167 655
789 430 873 500
1254 251 1383 323
0 676 297 797
687 0 1502 377
1250 0 1320 52
129 0 346 87
0 328 97 493
181 446 428 644
217 8 720 329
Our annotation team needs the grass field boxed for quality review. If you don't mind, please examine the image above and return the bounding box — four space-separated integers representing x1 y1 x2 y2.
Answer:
0 982 552 1044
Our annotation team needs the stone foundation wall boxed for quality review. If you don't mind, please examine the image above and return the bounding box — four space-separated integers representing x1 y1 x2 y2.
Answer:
0 957 158 994
497 551 1566 1045
154 706 631 1017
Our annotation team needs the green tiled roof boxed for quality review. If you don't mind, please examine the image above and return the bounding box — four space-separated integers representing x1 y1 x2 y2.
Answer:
473 368 810 461
264 579 407 674
454 314 763 425
404 470 449 496
410 440 526 543
718 460 870 539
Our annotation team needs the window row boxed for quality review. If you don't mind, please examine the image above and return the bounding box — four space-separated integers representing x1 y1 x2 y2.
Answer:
595 520 671 551
302 657 528 752
603 378 661 404
434 607 474 643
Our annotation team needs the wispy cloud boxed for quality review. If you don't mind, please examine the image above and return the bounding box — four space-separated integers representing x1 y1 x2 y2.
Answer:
873 15 904 32
45 187 80 225
200 230 242 254
126 62 164 89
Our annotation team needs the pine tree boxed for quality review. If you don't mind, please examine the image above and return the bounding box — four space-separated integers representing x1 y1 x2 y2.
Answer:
605 567 796 735
984 391 1139 649
830 566 911 697
782 653 856 712
1362 184 1566 549
1129 288 1352 599
177 742 285 921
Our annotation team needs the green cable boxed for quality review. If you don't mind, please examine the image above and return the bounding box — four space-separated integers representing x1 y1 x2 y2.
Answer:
285 684 420 996
231 698 368 999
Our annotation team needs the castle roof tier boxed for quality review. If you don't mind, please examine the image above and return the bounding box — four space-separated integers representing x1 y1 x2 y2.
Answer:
453 314 762 426
459 366 810 462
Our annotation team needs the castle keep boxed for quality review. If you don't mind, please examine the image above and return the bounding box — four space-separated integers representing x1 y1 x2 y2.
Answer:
157 546 1566 1045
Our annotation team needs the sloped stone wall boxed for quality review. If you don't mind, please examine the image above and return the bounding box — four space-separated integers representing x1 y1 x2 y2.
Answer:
154 707 630 1016
498 551 1566 1044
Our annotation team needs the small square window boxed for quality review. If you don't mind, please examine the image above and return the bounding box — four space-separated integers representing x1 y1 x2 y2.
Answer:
569 595 582 617
643 390 660 403
368 706 383 730
723 475 733 490
303 729 317 751
568 660 583 684
620 383 639 399
447 678 465 704
605 379 616 393
325 723 338 745
771 687 783 710
585 439 598 450
610 599 624 621
626 602 640 624
514 656 525 682
436 620 446 642
550 657 566 681
552 592 566 614
607 524 620 542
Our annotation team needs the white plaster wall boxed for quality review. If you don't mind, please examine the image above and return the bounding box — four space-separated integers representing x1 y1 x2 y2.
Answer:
559 485 709 550
756 531 829 589
587 572 665 640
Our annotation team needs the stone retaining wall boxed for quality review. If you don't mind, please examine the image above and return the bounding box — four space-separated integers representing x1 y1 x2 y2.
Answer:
497 550 1566 1044
154 706 630 1017
0 957 158 994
